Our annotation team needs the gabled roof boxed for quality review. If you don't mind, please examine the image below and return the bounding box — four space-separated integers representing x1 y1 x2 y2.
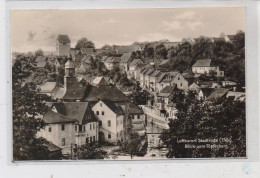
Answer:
81 55 92 64
84 85 129 102
80 48 95 55
192 59 216 67
53 88 65 100
150 70 161 77
35 56 47 62
40 82 57 93
200 88 215 98
115 46 140 53
159 59 170 66
92 77 108 86
156 72 167 83
43 141 61 152
158 85 178 97
227 35 235 40
101 56 108 62
104 56 114 63
52 102 98 124
43 111 77 124
63 78 87 100
102 100 125 115
120 102 144 115
36 61 47 68
206 88 230 100
57 35 70 43
120 53 132 63
144 68 154 76
129 59 142 66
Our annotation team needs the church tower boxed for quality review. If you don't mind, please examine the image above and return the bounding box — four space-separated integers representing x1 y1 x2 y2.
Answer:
63 56 86 101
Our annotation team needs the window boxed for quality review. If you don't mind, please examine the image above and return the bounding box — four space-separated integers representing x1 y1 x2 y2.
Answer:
90 137 93 143
102 111 104 115
48 127 52 132
86 137 89 143
62 138 65 146
180 83 182 87
79 125 82 132
75 125 77 131
108 120 111 127
90 124 92 130
108 133 111 139
100 103 102 107
61 124 65 131
96 111 99 115
93 123 95 129
99 121 102 126
83 125 85 132
137 115 140 119
178 77 180 80
93 136 95 142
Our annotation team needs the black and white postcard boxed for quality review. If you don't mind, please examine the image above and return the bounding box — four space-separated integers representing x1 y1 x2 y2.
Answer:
11 8 246 160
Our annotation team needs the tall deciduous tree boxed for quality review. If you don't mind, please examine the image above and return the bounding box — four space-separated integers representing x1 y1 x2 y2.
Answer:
13 55 52 160
75 37 95 49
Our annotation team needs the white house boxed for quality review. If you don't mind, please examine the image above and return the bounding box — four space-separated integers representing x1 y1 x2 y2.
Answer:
192 59 224 77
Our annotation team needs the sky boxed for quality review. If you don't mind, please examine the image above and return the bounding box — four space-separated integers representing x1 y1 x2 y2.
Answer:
11 8 245 53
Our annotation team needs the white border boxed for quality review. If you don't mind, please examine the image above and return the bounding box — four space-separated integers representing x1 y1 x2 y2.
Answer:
1 1 260 177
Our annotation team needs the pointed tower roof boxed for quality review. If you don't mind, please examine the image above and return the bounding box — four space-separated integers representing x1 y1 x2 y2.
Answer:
65 58 75 68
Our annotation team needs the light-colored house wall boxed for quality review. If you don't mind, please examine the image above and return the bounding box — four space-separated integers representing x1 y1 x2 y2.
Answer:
75 122 99 146
170 74 189 90
56 41 70 56
37 122 75 154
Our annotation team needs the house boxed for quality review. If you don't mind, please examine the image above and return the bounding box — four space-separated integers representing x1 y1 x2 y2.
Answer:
92 76 109 86
101 56 108 62
80 48 96 57
198 88 230 100
226 91 245 101
36 61 49 69
52 102 99 146
104 57 116 70
56 35 71 56
114 45 141 54
39 82 60 98
37 110 77 154
149 70 161 92
188 82 200 93
192 59 224 77
92 100 145 143
143 68 155 90
222 81 237 87
158 59 170 69
128 59 144 79
35 56 47 63
119 52 132 71
225 35 236 43
157 72 188 91
155 85 179 110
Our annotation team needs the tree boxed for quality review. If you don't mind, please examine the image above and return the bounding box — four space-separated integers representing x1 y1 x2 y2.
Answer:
74 143 108 160
75 37 95 49
35 49 44 57
155 44 167 59
13 55 52 160
160 93 246 158
120 132 143 159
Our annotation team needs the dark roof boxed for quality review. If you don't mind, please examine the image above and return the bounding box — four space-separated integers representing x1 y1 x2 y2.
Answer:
35 56 47 62
200 88 215 98
129 59 143 66
156 72 167 83
51 102 98 124
102 100 125 115
84 85 129 102
207 88 230 100
150 70 161 77
144 68 154 76
63 78 87 100
158 85 178 97
73 54 83 67
57 35 70 43
192 59 217 67
43 141 61 152
126 102 144 115
104 56 114 63
120 53 132 63
43 111 77 124
227 35 235 40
